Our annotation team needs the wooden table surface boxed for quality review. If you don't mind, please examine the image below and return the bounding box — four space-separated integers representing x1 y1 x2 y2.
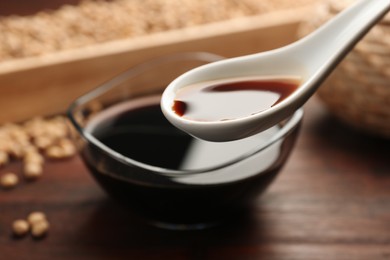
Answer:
1 96 389 260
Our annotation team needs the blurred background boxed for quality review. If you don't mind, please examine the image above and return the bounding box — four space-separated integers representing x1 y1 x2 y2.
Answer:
0 0 388 138
0 0 316 122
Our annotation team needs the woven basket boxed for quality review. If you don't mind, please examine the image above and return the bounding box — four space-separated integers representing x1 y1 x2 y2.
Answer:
299 0 390 138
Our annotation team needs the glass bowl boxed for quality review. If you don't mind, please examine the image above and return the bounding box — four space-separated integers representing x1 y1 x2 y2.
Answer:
67 52 303 230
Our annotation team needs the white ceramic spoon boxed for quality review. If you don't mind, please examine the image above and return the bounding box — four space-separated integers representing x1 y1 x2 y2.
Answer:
161 0 390 142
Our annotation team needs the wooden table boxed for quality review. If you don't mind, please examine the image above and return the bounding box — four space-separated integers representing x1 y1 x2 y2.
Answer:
1 97 389 260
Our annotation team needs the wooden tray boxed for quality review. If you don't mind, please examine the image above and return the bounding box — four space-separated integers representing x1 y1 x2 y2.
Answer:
0 6 313 123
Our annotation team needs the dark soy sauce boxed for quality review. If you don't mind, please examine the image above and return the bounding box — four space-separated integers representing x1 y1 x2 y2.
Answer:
173 76 300 121
81 96 300 227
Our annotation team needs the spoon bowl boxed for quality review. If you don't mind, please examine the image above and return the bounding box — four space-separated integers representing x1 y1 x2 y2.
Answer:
161 0 390 141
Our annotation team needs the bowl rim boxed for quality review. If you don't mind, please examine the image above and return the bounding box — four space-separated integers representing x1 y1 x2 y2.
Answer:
67 52 304 176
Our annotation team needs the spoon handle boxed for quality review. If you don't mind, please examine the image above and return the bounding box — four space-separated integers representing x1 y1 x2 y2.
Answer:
297 0 390 76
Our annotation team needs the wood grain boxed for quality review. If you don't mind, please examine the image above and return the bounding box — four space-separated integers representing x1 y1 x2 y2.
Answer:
1 97 389 260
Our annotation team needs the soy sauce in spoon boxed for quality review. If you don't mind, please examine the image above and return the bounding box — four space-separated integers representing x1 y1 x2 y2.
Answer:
172 76 300 122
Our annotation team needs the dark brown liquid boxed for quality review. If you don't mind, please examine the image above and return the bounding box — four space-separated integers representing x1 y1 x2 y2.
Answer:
173 77 300 121
81 97 300 227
